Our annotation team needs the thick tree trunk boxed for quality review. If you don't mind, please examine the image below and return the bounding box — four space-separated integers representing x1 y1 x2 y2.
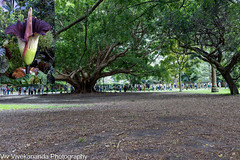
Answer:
55 74 97 93
72 80 96 93
221 71 239 95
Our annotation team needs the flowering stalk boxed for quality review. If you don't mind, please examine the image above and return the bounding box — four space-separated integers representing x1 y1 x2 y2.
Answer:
5 7 51 71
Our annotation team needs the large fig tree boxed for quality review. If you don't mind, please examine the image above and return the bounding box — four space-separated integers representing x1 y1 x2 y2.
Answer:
54 0 165 93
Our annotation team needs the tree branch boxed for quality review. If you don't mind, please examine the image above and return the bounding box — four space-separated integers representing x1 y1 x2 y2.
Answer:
130 0 180 8
56 17 65 28
99 65 136 78
54 0 104 37
56 67 83 80
178 42 225 72
92 46 130 79
128 4 158 24
129 0 159 8
233 74 240 81
102 43 120 63
226 52 240 72
77 19 88 67
55 74 79 87
180 0 185 8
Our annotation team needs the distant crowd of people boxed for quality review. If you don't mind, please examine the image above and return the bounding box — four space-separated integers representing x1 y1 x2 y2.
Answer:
0 84 75 96
177 82 228 90
0 81 236 95
94 82 230 92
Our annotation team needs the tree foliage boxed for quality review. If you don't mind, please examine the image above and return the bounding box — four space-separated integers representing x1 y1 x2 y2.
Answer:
53 0 239 94
54 0 167 93
162 0 240 94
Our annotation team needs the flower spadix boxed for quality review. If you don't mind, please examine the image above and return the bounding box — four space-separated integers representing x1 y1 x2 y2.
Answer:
5 8 51 65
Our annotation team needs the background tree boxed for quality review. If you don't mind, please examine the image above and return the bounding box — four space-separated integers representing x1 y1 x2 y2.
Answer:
187 61 210 84
161 41 190 92
150 64 171 83
163 0 240 94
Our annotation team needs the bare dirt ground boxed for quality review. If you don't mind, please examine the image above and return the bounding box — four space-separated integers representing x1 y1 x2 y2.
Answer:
0 92 240 160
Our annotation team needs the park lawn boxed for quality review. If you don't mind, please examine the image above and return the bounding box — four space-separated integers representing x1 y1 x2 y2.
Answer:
181 88 240 94
138 88 239 95
0 104 85 111
0 89 239 111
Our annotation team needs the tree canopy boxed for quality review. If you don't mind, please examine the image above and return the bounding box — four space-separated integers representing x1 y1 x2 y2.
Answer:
52 0 240 94
54 0 169 92
1 0 239 94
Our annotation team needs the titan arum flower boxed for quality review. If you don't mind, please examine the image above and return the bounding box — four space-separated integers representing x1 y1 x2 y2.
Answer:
5 8 51 66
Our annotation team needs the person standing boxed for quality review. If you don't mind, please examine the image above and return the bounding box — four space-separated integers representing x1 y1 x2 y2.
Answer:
31 87 34 95
60 86 63 94
55 86 57 94
51 86 54 94
42 86 44 94
124 84 127 92
34 87 37 95
218 82 221 88
38 87 41 94
10 86 13 95
6 86 9 95
46 86 49 94
119 85 122 92
194 83 197 90
28 86 31 95
65 85 68 93
174 83 177 89
2 86 6 95
23 87 26 95
18 87 21 95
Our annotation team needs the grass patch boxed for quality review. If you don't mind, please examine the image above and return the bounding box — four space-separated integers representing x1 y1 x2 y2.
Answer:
0 104 89 111
181 88 232 94
143 88 239 95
